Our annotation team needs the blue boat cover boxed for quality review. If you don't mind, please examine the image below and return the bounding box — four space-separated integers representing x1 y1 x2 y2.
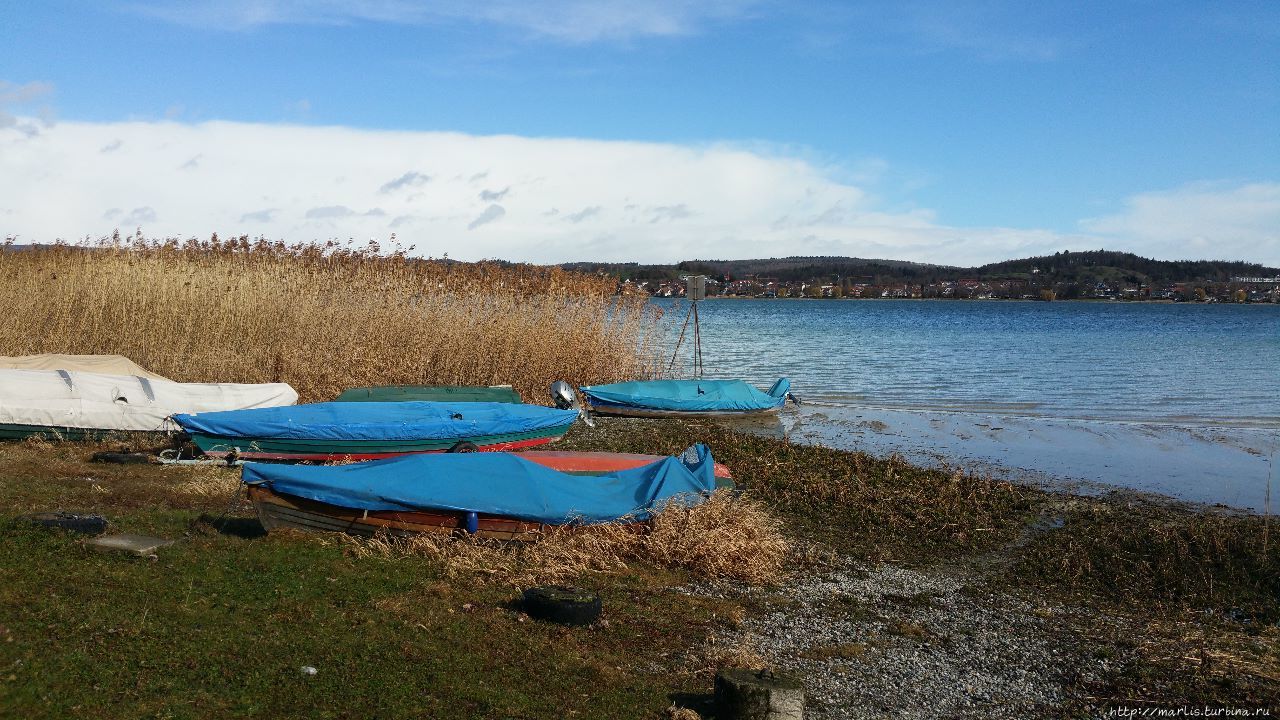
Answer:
172 401 578 440
580 378 789 413
242 444 718 524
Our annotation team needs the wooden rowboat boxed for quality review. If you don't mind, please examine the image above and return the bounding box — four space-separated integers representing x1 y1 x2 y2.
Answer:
246 448 729 541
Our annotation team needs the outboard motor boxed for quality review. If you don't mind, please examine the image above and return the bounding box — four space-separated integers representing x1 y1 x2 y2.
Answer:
549 380 595 428
550 380 579 410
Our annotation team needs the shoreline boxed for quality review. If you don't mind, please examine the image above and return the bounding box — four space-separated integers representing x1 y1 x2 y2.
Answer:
716 404 1280 513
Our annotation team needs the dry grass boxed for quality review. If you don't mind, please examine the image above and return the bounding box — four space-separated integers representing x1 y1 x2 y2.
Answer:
340 490 790 587
0 236 662 402
1019 497 1280 619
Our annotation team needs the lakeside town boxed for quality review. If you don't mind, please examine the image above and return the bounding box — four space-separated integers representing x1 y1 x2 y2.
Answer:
631 273 1280 302
580 250 1280 303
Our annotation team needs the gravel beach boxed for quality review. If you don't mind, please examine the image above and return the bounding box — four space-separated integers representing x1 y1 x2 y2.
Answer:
681 557 1111 719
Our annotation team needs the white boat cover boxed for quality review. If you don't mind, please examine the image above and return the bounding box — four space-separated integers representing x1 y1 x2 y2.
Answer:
0 369 298 433
0 354 171 381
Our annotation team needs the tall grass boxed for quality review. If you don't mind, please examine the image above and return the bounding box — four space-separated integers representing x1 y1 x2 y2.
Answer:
0 236 662 402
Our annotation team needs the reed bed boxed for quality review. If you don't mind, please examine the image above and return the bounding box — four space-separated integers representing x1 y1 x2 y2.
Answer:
0 236 662 402
342 490 790 587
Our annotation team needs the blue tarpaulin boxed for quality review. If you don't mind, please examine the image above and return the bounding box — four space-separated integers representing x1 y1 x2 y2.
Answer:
172 401 578 440
242 444 718 524
580 378 789 413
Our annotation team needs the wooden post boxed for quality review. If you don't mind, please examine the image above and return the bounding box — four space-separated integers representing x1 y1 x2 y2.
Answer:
714 667 804 720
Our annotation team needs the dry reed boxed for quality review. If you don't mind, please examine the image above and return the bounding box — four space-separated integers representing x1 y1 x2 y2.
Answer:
0 236 662 402
342 490 790 587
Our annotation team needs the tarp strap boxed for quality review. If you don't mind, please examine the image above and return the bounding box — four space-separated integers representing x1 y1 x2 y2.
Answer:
137 376 156 402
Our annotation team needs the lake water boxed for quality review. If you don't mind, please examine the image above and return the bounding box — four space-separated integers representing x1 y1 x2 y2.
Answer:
652 299 1280 511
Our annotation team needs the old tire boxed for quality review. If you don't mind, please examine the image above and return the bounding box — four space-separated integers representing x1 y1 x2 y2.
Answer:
21 512 108 535
448 441 480 453
522 586 601 627
91 451 152 464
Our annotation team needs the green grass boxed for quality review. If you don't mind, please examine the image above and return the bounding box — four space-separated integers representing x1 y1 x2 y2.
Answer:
0 438 741 719
0 520 742 719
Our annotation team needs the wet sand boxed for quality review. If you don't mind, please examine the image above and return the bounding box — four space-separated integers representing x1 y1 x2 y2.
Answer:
719 405 1280 512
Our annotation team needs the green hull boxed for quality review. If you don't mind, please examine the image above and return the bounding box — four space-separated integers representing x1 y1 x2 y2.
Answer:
335 385 523 404
0 423 154 441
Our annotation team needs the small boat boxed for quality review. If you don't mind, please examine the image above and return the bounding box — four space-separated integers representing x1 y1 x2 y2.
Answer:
242 444 719 541
0 368 297 440
0 353 171 380
335 385 522 404
172 401 579 461
516 450 734 488
576 378 793 418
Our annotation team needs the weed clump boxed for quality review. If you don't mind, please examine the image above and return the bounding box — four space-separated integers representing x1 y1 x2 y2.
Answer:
342 490 790 587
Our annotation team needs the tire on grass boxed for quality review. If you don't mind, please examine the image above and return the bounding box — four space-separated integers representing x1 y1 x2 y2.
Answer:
521 586 602 627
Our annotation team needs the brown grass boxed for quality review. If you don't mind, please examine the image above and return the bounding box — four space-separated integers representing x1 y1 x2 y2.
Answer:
0 236 662 402
340 490 790 587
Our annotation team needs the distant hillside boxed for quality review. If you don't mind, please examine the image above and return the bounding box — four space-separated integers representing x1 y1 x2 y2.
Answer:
973 250 1277 284
564 251 1278 286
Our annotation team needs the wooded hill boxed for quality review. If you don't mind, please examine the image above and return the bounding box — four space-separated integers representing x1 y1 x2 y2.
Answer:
562 251 1279 286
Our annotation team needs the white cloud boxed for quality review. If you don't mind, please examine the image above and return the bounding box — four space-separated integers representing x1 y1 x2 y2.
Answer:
1080 182 1280 262
0 117 1275 265
127 0 762 42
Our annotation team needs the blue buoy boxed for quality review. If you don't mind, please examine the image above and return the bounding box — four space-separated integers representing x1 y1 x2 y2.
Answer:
464 511 479 535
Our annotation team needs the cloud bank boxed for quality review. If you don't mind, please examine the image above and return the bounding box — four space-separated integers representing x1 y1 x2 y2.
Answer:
1 118 1276 265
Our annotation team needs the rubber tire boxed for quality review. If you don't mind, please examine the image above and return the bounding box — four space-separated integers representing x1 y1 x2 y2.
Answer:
21 512 108 535
448 441 480 453
522 586 602 627
91 451 151 464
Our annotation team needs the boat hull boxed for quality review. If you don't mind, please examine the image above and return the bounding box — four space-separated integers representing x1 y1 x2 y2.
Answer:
0 423 135 441
190 423 574 461
584 400 783 419
517 450 734 486
245 448 728 541
248 485 554 541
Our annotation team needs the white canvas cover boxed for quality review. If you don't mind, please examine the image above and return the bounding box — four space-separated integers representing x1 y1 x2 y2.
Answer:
0 369 298 432
0 354 171 381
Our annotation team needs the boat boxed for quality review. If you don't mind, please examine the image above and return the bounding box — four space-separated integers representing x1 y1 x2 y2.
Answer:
575 378 793 418
0 353 171 380
242 444 719 541
172 401 579 461
516 450 734 488
0 368 298 440
335 385 522 404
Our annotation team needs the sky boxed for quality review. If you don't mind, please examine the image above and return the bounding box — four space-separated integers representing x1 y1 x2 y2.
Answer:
1 0 1277 266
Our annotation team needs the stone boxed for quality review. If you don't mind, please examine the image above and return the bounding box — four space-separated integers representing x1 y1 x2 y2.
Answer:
84 534 175 557
715 667 805 720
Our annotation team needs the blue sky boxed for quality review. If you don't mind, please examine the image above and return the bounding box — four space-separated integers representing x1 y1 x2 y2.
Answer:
1 1 1277 265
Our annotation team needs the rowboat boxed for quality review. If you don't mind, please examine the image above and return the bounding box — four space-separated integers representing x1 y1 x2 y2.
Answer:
516 450 734 488
243 444 719 541
0 367 297 440
172 401 579 461
577 378 793 418
335 385 522 404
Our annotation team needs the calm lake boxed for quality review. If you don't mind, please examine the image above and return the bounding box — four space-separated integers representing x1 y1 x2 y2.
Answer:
652 299 1280 511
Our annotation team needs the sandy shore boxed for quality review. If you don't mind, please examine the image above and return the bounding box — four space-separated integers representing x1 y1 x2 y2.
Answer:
718 404 1280 512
